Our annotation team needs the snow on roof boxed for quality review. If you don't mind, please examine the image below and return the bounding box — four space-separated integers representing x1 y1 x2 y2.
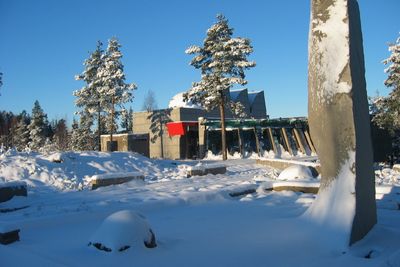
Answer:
168 92 203 109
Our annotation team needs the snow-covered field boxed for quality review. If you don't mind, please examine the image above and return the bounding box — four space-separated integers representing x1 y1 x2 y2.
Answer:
0 151 400 266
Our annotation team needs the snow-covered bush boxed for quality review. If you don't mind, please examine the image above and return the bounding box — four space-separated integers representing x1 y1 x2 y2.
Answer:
88 210 156 252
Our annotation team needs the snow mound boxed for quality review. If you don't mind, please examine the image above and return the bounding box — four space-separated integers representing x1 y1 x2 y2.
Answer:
89 210 156 252
168 92 203 109
46 152 63 163
277 165 315 181
0 151 170 191
303 151 356 249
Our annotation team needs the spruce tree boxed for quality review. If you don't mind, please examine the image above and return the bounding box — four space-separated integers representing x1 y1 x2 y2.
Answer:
8 116 18 149
53 119 69 151
74 41 104 150
373 33 400 134
70 112 95 151
70 119 80 151
14 112 30 151
28 100 47 151
185 14 255 160
79 110 95 150
97 37 137 149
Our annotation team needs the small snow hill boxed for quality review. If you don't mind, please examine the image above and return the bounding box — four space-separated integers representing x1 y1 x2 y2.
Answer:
0 151 188 191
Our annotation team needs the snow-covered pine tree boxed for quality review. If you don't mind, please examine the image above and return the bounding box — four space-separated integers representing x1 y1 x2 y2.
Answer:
373 33 400 134
28 100 47 151
142 90 158 112
71 111 94 151
120 107 134 133
74 41 104 150
70 119 80 151
185 14 255 160
14 111 30 151
8 116 18 149
97 37 137 150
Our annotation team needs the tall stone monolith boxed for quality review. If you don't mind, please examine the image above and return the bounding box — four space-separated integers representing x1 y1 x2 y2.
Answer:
306 0 376 246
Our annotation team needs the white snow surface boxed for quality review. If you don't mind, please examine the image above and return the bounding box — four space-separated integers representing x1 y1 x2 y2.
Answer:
0 150 399 266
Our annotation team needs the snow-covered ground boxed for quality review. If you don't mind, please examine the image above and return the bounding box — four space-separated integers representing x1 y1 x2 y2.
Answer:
0 151 400 266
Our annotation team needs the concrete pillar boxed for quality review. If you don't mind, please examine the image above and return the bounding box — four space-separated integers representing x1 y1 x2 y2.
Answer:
307 0 376 245
198 117 206 158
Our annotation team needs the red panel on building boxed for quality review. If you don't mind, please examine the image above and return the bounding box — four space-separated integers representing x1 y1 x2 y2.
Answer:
166 121 198 136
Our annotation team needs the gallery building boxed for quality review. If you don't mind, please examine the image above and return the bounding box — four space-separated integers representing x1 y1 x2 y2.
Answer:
101 89 317 160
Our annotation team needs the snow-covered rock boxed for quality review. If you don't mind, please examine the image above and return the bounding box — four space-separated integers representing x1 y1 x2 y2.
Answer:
46 152 63 163
88 210 156 252
277 165 315 181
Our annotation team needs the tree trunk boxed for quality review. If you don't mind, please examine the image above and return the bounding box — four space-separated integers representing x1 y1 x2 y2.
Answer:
254 127 261 157
97 102 101 151
237 128 243 157
110 96 115 151
219 99 227 161
160 120 164 158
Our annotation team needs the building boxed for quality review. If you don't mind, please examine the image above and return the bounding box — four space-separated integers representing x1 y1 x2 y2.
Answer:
100 89 319 160
130 89 301 159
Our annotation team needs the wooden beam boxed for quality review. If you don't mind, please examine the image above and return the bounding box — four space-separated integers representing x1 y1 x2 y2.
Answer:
267 128 278 154
281 128 293 155
253 127 261 157
237 128 243 156
304 129 317 154
293 128 306 154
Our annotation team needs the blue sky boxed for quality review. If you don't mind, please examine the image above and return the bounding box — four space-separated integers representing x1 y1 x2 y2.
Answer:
0 0 399 123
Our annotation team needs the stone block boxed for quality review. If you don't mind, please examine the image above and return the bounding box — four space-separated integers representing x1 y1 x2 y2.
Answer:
0 182 27 203
91 172 144 190
0 229 20 245
187 165 226 177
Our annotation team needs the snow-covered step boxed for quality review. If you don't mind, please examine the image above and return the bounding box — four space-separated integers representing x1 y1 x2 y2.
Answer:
0 181 27 203
259 181 320 194
90 172 144 190
256 158 320 176
269 181 320 194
